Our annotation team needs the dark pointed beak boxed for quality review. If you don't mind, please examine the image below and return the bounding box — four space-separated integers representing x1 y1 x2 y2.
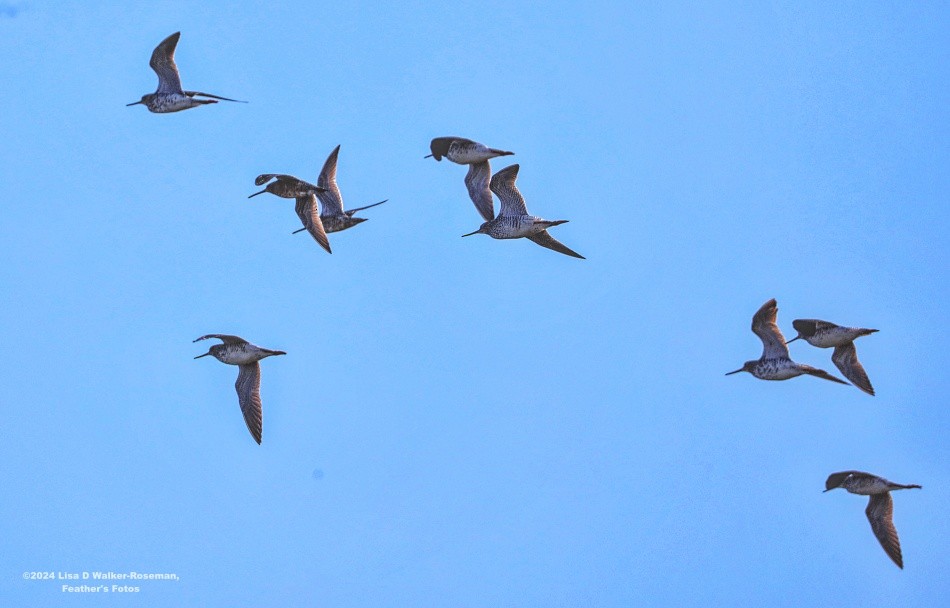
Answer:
248 190 266 198
461 229 480 237
291 227 306 234
822 488 834 493
424 154 433 159
194 352 211 359
724 368 744 376
786 336 800 344
126 100 144 106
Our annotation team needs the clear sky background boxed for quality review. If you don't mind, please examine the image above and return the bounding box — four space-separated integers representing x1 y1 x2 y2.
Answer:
1 1 947 606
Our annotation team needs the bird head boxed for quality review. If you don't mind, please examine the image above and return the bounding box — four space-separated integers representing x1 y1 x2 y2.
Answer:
823 471 855 492
126 94 153 107
461 223 489 238
425 137 454 161
787 319 818 344
725 361 756 376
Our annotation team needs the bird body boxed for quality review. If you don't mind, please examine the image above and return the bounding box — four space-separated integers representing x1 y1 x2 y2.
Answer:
789 319 878 396
193 335 285 445
128 32 245 113
726 299 848 385
478 215 567 240
790 319 878 349
249 174 325 199
825 471 921 568
462 164 585 259
202 341 276 366
135 92 210 113
827 471 920 495
426 137 514 164
742 357 831 381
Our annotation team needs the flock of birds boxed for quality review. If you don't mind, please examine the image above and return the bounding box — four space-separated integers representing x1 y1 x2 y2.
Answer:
130 32 919 570
725 298 919 568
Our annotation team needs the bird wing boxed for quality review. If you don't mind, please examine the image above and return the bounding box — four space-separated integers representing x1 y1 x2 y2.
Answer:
235 363 263 445
464 161 495 221
526 230 585 259
150 32 184 95
489 164 528 217
345 199 388 216
866 492 903 568
183 91 246 103
832 342 875 396
294 194 332 254
255 174 300 186
317 145 344 216
751 299 790 359
800 365 850 385
792 319 840 334
255 174 280 186
193 334 248 345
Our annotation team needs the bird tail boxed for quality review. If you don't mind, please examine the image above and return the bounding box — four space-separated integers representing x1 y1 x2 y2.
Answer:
490 148 514 156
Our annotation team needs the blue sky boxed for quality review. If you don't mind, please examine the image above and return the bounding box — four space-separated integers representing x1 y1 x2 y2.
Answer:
1 1 947 605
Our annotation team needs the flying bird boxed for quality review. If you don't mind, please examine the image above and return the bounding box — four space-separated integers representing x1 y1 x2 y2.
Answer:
127 32 246 113
425 137 514 164
461 164 584 259
725 299 848 385
787 319 879 396
248 174 326 199
193 334 286 445
824 471 921 569
426 137 513 222
249 175 331 254
290 145 387 235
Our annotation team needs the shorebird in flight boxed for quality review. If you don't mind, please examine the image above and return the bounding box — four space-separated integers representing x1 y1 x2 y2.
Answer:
725 299 848 385
249 174 326 199
787 319 879 396
461 164 584 259
127 32 246 113
426 137 514 222
249 175 332 254
290 145 387 235
193 334 286 445
425 137 514 164
824 471 921 569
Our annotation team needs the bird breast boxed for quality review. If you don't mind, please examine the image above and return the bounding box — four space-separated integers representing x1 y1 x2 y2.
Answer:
807 327 864 348
843 477 891 495
320 214 359 233
149 94 200 113
446 143 490 164
213 345 260 366
751 359 799 380
486 216 543 239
